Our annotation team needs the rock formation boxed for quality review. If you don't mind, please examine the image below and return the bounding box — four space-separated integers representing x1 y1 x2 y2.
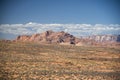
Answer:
15 30 120 46
82 35 120 42
16 30 76 45
77 35 120 46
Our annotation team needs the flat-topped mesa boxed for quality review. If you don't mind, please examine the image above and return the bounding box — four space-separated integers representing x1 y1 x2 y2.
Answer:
82 35 120 42
76 35 120 46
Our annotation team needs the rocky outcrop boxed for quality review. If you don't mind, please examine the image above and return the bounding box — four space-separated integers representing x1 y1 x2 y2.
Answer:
16 30 76 45
77 35 120 46
17 35 31 41
15 30 120 46
82 35 120 42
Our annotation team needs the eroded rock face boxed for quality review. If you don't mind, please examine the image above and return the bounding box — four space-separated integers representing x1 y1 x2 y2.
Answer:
80 35 120 42
16 30 76 44
15 30 120 46
16 35 31 41
77 35 120 46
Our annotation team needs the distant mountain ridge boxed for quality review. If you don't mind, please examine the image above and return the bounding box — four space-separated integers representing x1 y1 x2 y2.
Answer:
80 35 120 42
15 30 120 46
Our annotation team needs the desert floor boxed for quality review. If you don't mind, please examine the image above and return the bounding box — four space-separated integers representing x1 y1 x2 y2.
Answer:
0 41 120 80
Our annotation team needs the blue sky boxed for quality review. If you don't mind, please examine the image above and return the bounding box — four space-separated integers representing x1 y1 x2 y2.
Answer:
0 0 120 24
0 0 120 39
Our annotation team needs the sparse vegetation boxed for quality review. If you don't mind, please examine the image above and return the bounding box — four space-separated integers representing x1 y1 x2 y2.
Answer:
0 41 120 80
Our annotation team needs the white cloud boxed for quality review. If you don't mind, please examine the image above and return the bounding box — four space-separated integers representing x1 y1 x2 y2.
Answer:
0 22 120 37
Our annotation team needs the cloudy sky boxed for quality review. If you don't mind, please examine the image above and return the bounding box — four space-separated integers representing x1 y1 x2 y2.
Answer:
0 0 120 39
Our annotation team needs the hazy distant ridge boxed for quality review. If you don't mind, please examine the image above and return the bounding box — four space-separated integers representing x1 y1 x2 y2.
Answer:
15 30 120 46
